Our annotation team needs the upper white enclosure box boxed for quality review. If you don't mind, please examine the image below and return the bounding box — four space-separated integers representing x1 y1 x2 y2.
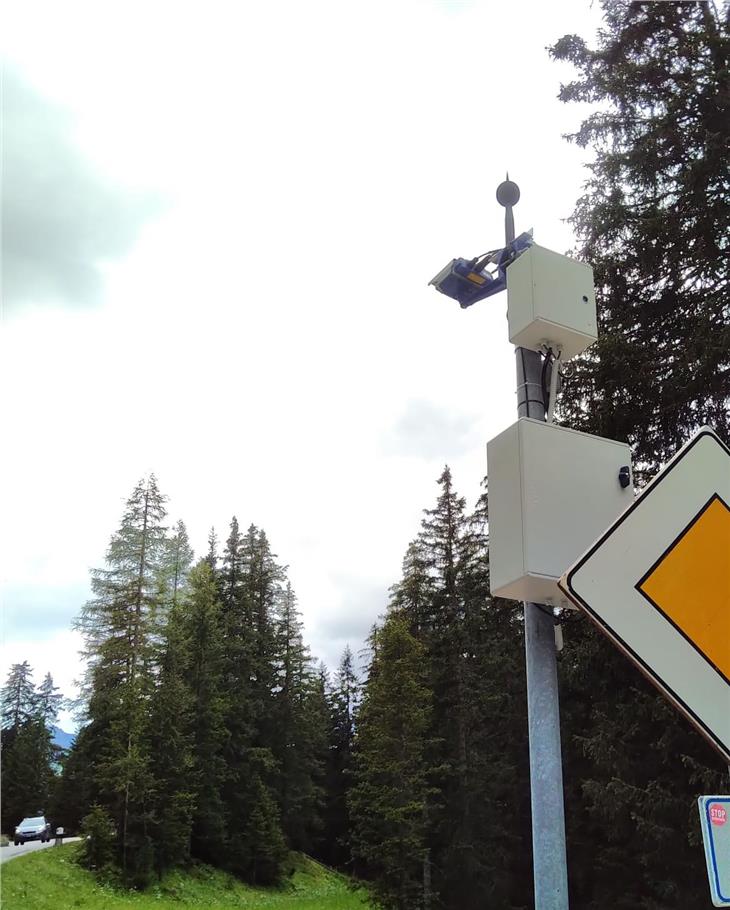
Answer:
487 418 633 609
506 244 597 360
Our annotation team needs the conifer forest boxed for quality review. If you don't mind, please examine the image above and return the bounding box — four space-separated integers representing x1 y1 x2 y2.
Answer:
2 3 729 909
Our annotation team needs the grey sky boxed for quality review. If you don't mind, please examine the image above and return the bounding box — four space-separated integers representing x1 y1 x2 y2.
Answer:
382 399 481 459
1 0 602 729
2 69 163 314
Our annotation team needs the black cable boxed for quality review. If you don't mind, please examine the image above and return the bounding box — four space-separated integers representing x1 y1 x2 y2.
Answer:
540 349 553 408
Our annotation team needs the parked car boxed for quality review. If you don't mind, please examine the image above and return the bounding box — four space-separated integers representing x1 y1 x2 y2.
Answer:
14 816 52 846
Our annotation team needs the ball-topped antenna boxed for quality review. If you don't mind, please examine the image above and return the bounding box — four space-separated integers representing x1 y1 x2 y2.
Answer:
496 173 521 244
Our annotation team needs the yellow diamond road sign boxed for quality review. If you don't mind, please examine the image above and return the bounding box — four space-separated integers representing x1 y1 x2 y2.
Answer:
559 427 730 763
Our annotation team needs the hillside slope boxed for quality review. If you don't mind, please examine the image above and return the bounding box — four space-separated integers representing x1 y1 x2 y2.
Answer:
0 843 372 910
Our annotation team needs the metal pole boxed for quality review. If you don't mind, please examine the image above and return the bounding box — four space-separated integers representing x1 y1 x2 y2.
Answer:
499 177 569 910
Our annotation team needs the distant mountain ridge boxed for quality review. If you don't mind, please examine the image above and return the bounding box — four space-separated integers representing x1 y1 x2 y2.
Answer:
51 726 74 750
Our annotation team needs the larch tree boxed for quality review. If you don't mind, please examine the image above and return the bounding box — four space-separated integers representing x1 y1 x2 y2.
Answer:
74 474 169 887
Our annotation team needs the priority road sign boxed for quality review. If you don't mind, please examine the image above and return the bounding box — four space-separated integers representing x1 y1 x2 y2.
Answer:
698 796 730 906
559 427 730 763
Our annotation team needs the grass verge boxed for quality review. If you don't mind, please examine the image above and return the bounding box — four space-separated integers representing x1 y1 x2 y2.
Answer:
1 843 372 910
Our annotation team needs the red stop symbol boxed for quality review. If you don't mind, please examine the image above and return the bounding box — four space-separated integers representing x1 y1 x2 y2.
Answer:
709 804 727 827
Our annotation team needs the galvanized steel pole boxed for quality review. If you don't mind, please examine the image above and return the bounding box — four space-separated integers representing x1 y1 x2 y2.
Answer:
499 177 570 910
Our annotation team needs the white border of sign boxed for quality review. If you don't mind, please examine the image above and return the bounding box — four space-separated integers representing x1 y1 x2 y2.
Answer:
698 796 730 907
559 428 730 763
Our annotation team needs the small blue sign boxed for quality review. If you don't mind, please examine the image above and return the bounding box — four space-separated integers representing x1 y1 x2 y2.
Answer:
698 796 730 907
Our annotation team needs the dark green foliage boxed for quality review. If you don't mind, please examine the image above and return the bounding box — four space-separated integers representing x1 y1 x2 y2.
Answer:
204 526 219 572
551 0 730 477
35 673 64 729
322 647 359 869
298 664 331 853
245 526 284 723
218 519 286 879
549 4 729 906
148 600 195 875
419 470 529 909
351 471 532 910
182 561 227 864
1 661 37 730
49 724 96 834
79 805 117 874
1 664 62 833
166 520 194 609
271 583 327 852
51 484 331 892
2 718 55 830
558 614 726 909
349 614 432 910
238 767 289 886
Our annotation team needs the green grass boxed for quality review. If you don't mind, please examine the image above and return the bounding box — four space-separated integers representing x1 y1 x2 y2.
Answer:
1 844 373 910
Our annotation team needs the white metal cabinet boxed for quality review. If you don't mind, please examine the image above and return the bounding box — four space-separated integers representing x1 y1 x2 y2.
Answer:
487 418 633 608
507 245 597 359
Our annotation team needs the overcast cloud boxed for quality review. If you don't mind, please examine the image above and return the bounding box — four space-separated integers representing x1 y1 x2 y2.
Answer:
2 69 163 314
383 399 481 459
1 0 601 730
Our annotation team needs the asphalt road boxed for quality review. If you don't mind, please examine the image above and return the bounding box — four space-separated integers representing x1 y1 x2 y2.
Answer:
0 838 80 863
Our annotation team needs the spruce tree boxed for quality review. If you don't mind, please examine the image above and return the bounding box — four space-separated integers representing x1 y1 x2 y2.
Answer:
166 519 194 609
246 527 284 729
363 470 532 908
1 664 60 833
296 662 330 856
452 483 531 909
219 518 258 871
236 753 288 886
349 614 432 910
271 583 326 851
389 541 434 638
219 521 287 882
204 526 219 572
551 0 729 475
35 672 64 729
549 4 729 905
416 467 472 905
323 646 359 868
220 516 244 617
2 718 55 832
182 561 228 864
148 598 195 874
1 661 36 731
